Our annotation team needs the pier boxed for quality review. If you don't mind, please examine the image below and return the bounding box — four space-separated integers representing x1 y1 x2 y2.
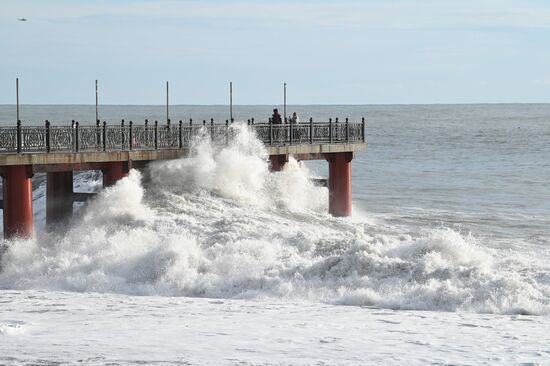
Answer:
0 118 367 239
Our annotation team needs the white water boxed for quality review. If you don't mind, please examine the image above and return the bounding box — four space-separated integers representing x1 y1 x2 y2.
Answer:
1 124 548 313
1 121 549 364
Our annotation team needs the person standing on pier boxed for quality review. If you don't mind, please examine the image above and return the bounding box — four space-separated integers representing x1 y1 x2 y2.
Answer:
290 112 300 141
271 108 283 143
272 108 282 124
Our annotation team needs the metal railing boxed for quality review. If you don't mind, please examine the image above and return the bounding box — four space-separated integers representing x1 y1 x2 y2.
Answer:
0 118 366 154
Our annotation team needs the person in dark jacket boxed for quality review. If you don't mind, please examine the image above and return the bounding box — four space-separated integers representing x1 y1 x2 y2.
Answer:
272 108 282 124
271 108 283 143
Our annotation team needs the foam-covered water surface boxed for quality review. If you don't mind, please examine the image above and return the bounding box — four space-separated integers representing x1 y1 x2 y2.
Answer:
2 290 550 365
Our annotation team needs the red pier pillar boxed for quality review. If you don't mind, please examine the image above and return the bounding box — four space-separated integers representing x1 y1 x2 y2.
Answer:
2 165 34 239
269 154 288 172
102 162 129 187
326 152 353 217
46 171 74 226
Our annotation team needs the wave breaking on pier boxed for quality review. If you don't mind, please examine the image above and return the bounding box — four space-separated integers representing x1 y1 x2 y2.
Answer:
0 123 548 315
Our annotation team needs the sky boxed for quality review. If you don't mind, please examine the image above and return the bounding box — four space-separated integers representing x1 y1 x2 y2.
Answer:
2 0 550 105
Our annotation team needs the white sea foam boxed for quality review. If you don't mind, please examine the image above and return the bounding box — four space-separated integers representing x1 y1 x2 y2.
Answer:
0 321 28 336
0 123 549 315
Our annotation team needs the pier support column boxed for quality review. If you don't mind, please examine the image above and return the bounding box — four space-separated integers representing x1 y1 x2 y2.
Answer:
46 171 73 226
2 165 34 239
102 162 129 187
326 152 353 217
269 154 288 172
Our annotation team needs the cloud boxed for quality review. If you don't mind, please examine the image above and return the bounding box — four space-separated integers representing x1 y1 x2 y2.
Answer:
4 0 550 30
3 0 550 104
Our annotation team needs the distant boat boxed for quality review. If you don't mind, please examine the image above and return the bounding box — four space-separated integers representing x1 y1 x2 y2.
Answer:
17 18 27 21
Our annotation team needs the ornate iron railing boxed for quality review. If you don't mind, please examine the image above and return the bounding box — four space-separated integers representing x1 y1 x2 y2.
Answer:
0 118 366 154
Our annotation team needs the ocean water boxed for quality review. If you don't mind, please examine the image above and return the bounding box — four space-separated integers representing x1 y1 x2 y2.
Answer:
0 104 549 364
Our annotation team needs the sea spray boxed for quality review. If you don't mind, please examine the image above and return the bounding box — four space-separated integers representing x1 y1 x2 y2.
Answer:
0 124 548 314
148 124 269 205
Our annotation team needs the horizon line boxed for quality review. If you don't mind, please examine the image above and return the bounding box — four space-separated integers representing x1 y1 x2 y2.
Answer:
1 102 549 107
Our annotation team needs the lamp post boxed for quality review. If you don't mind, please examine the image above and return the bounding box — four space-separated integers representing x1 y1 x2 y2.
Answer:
166 81 169 125
16 78 20 122
283 82 287 123
95 80 99 123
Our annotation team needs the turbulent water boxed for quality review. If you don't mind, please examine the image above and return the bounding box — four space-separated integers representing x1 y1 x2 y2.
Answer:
0 104 549 364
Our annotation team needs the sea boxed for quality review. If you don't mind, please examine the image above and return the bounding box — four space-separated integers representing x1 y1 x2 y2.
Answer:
0 104 549 365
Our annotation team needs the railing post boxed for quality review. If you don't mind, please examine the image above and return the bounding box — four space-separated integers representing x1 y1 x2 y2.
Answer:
179 120 183 148
45 120 51 152
96 120 101 150
362 117 366 142
289 119 293 145
247 119 250 126
251 118 255 125
210 118 214 141
145 119 149 148
75 121 80 152
231 118 234 124
309 117 313 144
102 121 107 151
121 119 125 149
129 121 133 151
225 119 229 145
154 120 158 150
203 119 206 127
329 118 333 144
345 117 349 143
70 120 75 151
188 118 192 144
335 117 339 142
269 118 273 145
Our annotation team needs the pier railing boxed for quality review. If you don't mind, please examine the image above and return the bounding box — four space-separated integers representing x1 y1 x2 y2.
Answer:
0 118 366 154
